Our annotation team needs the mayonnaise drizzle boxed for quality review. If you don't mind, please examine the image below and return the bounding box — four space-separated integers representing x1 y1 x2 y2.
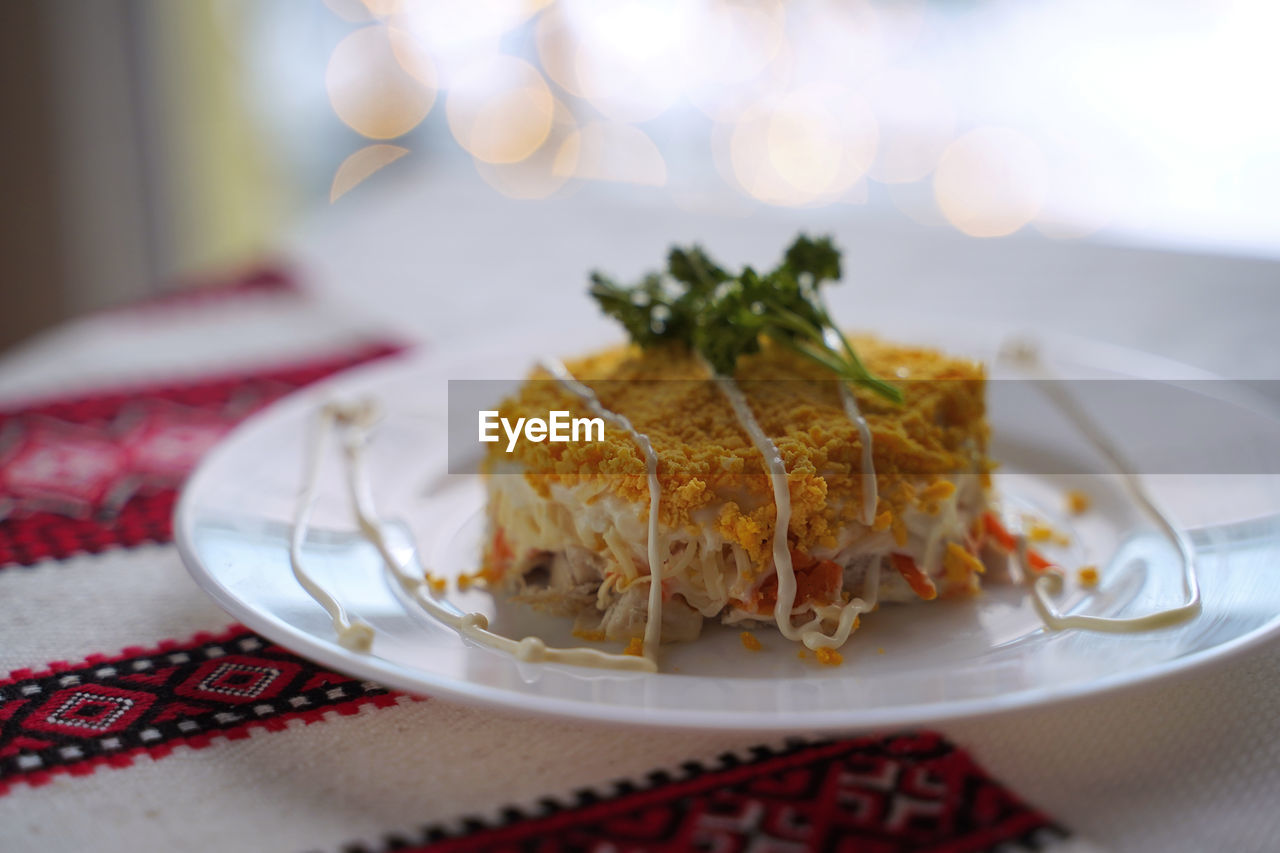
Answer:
291 400 656 672
289 403 374 652
1000 340 1202 632
707 363 878 650
823 328 879 526
537 358 666 660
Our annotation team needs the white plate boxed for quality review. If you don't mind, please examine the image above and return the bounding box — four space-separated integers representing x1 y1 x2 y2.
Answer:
174 321 1280 731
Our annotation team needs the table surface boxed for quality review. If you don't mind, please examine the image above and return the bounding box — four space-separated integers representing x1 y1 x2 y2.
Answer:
2 171 1279 852
284 170 1280 850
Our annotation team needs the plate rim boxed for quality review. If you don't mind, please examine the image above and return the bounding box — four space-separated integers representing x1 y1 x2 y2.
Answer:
174 329 1280 732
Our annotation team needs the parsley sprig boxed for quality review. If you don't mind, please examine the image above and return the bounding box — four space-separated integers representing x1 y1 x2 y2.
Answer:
588 235 902 404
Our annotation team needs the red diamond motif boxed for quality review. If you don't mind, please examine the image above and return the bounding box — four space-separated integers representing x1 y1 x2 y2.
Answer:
0 421 130 513
119 407 234 482
175 655 300 705
24 685 155 736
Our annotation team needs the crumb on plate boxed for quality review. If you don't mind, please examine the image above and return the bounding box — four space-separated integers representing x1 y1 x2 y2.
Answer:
1027 521 1070 546
814 647 843 666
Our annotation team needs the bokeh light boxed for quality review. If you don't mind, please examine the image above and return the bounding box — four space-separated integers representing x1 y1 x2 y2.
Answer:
765 101 842 195
934 127 1047 238
326 25 435 139
725 89 877 207
866 68 955 184
554 121 666 187
699 0 787 86
446 56 554 164
310 0 1252 241
538 0 789 123
872 0 927 59
398 0 543 87
685 1 788 122
386 26 437 87
786 0 885 97
558 0 695 123
330 144 410 202
534 5 585 98
361 0 405 18
474 98 579 199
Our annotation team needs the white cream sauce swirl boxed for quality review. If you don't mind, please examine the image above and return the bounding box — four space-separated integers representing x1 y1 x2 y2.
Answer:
291 400 656 672
822 328 879 526
707 362 880 650
537 357 666 661
288 403 375 652
1000 339 1202 632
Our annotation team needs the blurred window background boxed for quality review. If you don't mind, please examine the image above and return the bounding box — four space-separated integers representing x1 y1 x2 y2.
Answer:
4 0 1279 350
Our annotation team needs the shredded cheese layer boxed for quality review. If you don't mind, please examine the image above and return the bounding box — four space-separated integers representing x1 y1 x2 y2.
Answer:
485 337 990 567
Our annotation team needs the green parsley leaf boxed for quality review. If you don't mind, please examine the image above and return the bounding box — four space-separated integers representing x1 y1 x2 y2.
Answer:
588 235 902 404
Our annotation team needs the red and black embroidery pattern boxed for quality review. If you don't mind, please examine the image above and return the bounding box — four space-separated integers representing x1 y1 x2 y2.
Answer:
377 734 1061 853
0 341 404 569
0 626 400 795
116 266 298 314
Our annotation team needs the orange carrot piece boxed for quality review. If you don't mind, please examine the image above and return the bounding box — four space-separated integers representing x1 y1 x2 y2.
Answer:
983 512 1017 551
983 512 1053 572
1026 550 1053 572
742 550 844 614
890 553 938 601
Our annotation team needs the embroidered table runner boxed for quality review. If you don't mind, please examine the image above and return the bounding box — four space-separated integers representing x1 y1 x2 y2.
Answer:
5 269 1267 852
